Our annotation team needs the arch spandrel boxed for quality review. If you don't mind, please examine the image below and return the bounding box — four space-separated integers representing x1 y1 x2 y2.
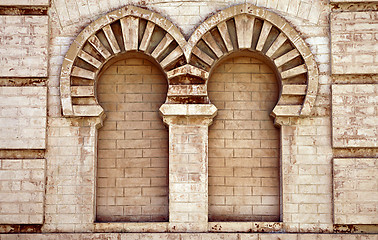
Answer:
60 4 318 119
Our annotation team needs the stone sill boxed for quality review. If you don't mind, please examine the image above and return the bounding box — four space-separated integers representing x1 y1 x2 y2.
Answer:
94 222 168 232
94 222 282 233
209 222 282 232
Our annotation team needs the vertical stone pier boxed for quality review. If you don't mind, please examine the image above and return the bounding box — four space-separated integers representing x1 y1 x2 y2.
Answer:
160 104 217 232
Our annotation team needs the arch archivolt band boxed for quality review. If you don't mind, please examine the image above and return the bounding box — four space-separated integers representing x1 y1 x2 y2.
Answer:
60 4 318 118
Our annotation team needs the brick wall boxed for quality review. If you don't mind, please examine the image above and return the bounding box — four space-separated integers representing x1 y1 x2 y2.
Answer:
331 11 378 74
0 87 47 149
281 118 333 232
168 123 209 231
208 55 280 222
332 84 378 148
0 159 45 224
96 58 169 222
0 16 48 77
333 158 378 224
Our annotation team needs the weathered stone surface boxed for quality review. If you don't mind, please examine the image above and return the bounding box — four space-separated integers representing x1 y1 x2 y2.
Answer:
0 87 47 149
333 158 378 224
330 0 377 2
331 11 378 74
208 56 280 222
0 16 48 77
96 58 169 222
0 0 49 6
332 84 378 148
0 159 45 224
2 0 378 235
0 233 377 239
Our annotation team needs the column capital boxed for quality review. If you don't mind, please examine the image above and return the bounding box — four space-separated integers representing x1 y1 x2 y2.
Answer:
159 104 218 126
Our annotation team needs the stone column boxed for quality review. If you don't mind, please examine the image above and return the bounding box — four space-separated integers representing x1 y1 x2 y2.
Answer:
160 104 217 232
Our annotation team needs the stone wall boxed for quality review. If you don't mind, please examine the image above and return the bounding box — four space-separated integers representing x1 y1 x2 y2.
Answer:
333 158 378 224
208 55 280 222
0 0 377 237
0 159 45 224
96 58 169 222
0 87 47 149
331 11 378 74
0 16 48 77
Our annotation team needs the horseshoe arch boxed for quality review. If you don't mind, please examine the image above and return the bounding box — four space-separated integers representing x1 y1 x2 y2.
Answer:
60 4 319 118
60 6 187 117
182 4 319 117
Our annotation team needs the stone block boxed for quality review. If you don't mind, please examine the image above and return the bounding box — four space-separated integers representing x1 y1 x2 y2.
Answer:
332 84 378 148
0 87 47 149
0 16 48 77
331 12 378 74
0 159 45 224
333 158 378 224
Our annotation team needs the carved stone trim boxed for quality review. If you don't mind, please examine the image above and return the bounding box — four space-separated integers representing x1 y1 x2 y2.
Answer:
186 4 319 117
60 4 318 118
60 6 187 117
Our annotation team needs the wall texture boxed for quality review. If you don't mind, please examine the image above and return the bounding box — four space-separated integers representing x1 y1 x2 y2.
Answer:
208 55 280 222
0 0 377 238
96 58 169 222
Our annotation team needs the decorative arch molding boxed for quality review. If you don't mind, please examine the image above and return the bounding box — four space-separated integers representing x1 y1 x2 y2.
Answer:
184 4 319 117
60 4 318 118
60 5 187 116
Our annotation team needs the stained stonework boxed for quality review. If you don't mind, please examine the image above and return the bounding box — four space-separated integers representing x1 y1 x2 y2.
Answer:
0 0 49 5
333 158 378 224
0 0 377 237
0 16 48 77
332 84 378 148
0 159 45 224
331 11 378 74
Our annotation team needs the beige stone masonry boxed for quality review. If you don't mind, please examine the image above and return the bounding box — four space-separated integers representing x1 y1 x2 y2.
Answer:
160 104 217 232
0 87 47 149
208 55 280 222
96 58 169 222
1 233 378 239
279 117 333 232
60 6 186 117
0 16 48 77
332 84 378 148
331 11 378 74
43 117 102 232
330 0 378 2
187 4 319 117
333 158 378 224
61 4 319 120
0 0 49 6
51 0 324 34
0 159 45 224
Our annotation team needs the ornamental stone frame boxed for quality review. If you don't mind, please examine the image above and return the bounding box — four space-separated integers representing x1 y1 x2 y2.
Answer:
59 3 319 232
